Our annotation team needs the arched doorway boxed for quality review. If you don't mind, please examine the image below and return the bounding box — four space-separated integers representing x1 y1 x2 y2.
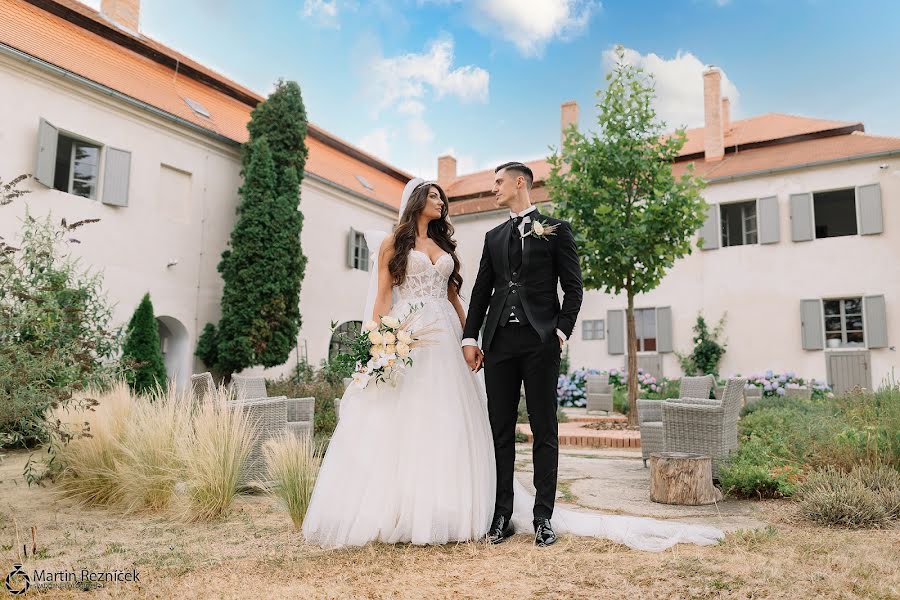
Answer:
329 321 362 361
156 316 189 390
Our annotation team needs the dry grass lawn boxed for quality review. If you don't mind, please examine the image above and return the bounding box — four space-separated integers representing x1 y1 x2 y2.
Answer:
1 449 897 599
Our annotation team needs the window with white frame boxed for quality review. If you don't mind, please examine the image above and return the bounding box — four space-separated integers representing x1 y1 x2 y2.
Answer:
351 230 369 271
823 297 864 348
814 188 857 239
582 319 605 340
53 134 101 200
721 200 758 246
35 118 131 207
635 308 657 352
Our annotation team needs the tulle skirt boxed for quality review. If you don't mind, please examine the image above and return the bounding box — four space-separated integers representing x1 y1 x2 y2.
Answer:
302 297 725 551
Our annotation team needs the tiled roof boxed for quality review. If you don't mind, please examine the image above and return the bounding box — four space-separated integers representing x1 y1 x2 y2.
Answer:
446 120 900 216
676 112 863 157
0 0 410 208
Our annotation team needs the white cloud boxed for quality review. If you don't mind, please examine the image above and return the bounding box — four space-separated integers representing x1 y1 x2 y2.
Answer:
366 36 489 150
301 0 340 29
602 46 740 129
470 0 598 57
358 128 392 159
407 117 435 145
369 36 489 114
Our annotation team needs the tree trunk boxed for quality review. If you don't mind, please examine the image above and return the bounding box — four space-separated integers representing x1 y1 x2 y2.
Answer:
626 289 638 426
649 452 723 505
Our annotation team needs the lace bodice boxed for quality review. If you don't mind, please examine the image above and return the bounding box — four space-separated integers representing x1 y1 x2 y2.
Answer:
395 250 452 304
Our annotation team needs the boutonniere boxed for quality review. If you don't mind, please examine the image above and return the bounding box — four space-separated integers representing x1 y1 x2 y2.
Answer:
522 219 559 241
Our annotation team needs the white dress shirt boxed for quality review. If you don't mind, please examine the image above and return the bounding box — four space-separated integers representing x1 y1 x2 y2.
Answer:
461 205 567 348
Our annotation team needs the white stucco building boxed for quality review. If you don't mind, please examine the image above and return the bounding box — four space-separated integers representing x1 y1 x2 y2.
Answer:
2 0 897 394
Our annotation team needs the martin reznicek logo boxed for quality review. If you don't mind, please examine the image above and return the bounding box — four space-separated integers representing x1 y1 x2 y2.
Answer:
5 563 139 594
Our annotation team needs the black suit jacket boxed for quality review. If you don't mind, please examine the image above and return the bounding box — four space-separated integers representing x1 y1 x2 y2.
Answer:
463 209 583 351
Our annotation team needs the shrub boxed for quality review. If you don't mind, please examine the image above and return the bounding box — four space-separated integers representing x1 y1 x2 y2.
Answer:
1 209 119 453
677 313 727 377
180 388 254 521
264 431 325 530
796 465 898 529
121 293 167 395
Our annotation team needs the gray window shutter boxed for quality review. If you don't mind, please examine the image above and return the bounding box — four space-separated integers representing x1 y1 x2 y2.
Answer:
607 310 625 355
346 227 357 269
800 299 824 350
101 148 131 206
656 306 673 353
34 118 58 187
864 295 888 349
698 203 719 250
757 196 780 244
790 193 814 242
857 184 883 236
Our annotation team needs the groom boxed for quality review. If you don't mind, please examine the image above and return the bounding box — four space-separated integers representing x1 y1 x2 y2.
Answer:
462 162 583 546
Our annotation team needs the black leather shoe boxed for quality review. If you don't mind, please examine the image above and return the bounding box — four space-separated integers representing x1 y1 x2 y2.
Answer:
533 518 557 547
486 515 514 544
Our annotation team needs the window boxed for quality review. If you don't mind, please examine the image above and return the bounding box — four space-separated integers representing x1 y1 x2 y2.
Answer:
350 230 369 271
183 97 211 119
823 297 864 348
53 134 101 199
814 188 857 239
329 321 362 360
355 175 374 191
35 118 131 206
720 200 758 247
635 308 657 352
582 319 605 340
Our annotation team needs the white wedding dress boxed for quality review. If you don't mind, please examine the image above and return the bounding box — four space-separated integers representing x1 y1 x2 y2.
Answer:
301 250 725 551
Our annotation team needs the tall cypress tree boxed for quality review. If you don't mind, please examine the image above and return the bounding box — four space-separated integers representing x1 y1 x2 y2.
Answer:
196 80 309 377
122 293 167 395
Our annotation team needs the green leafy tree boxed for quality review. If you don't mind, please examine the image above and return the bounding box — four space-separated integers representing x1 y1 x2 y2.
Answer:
547 46 708 425
121 293 167 394
197 80 309 377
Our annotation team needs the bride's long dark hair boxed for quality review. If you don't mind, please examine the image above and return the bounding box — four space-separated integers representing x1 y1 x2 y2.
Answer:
389 182 463 296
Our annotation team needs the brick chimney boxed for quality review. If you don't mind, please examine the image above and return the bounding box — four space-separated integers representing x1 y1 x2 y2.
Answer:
560 100 579 148
101 0 140 33
703 66 724 161
437 155 457 186
722 96 731 132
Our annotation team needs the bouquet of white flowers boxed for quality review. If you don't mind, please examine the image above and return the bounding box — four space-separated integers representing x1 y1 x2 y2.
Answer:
331 304 440 389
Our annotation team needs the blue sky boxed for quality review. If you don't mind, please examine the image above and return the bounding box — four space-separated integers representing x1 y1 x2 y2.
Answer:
84 0 900 179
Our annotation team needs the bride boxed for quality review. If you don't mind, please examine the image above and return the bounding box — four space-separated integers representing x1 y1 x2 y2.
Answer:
300 178 725 551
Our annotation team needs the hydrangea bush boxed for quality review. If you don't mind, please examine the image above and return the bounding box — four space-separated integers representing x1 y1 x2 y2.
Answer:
557 367 670 407
721 370 833 400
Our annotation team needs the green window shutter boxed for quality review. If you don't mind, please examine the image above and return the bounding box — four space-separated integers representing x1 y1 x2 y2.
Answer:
757 196 780 244
346 227 357 269
699 203 719 250
864 295 888 349
34 118 58 187
857 184 883 236
101 148 131 207
800 299 824 350
790 193 814 242
656 307 673 353
607 310 625 355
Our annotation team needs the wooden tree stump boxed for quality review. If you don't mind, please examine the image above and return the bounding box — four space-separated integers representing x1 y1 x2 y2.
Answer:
649 452 723 505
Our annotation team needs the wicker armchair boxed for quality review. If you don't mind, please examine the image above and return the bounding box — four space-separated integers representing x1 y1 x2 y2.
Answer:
585 373 613 414
638 375 714 467
744 386 763 406
190 372 217 404
231 374 315 439
228 395 287 487
662 377 748 478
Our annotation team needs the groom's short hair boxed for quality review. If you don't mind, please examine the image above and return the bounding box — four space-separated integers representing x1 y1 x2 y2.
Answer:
495 161 534 189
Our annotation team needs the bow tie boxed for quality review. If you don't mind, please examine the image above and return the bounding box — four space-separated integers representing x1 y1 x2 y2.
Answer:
511 215 524 228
